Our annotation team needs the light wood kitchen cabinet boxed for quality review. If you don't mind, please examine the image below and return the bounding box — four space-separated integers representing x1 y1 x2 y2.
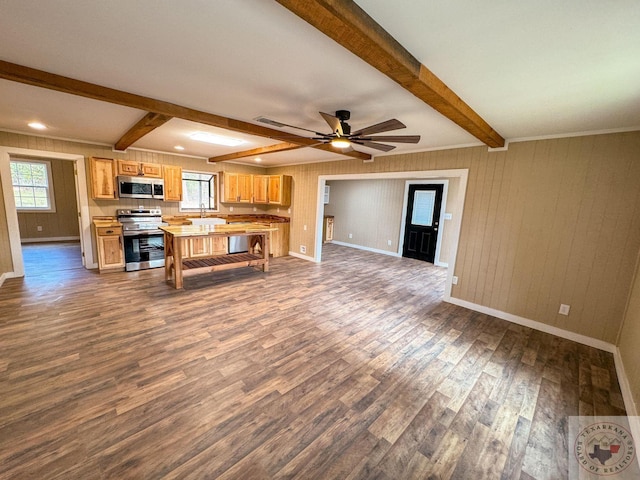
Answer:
269 222 290 257
140 163 162 177
94 224 125 272
268 175 292 206
184 236 227 258
253 175 269 204
323 215 334 243
222 172 253 203
117 159 163 178
89 157 117 199
163 164 183 202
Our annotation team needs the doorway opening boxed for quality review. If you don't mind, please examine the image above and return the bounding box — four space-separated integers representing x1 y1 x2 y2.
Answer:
0 146 93 280
315 169 468 301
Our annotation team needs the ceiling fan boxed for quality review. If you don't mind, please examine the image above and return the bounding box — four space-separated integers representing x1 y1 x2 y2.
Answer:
256 110 420 153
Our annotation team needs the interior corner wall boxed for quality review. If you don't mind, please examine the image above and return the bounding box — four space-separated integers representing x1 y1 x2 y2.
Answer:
617 250 640 412
271 131 640 345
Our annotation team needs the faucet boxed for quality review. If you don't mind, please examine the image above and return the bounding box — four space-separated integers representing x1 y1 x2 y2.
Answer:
200 203 206 218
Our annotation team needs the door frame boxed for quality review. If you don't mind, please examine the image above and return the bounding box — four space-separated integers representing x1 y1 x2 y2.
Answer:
0 146 94 278
315 169 468 300
399 179 448 266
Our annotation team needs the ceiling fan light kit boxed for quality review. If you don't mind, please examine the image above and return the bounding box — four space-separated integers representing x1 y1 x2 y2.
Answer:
258 109 420 156
330 138 351 149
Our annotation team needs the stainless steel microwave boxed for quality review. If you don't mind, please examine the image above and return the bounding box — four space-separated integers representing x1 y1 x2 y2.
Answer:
117 176 164 200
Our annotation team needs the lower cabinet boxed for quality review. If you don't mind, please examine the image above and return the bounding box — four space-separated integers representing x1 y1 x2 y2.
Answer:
184 236 228 258
323 215 334 243
94 225 125 272
269 222 290 257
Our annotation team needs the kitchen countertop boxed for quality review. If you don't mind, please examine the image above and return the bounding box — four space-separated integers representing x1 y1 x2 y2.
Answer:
160 223 277 237
162 214 290 226
92 217 121 228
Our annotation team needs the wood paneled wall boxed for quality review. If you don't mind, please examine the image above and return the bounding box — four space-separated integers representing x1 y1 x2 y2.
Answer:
271 131 640 344
17 158 80 241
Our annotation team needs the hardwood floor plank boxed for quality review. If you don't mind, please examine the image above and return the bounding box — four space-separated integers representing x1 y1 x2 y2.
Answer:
0 243 628 479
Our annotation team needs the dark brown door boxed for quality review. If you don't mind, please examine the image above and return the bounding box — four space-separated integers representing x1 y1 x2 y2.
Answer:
402 184 443 263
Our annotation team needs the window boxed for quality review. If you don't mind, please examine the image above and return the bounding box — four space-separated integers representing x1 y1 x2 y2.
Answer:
180 171 218 211
10 159 56 212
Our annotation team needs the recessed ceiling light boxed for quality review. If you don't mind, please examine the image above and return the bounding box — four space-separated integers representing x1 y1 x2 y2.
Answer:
174 145 185 151
28 122 47 130
255 157 262 162
189 131 245 147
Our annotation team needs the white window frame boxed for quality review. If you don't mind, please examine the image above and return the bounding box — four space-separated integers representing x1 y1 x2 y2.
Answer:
10 158 56 213
179 170 219 212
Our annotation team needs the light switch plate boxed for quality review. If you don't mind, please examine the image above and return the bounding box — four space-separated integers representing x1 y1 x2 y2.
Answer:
559 304 570 315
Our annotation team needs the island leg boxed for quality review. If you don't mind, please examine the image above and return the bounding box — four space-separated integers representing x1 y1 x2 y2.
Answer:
174 237 184 289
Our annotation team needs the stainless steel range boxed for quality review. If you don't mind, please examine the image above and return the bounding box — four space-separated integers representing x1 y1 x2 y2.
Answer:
117 208 167 271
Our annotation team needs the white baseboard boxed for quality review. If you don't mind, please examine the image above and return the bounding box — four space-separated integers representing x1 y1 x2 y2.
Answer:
0 271 21 287
444 296 616 353
288 251 317 262
613 348 640 472
20 236 80 244
331 240 401 258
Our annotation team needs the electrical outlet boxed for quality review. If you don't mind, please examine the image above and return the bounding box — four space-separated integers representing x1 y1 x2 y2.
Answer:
37 226 43 232
452 276 458 285
229 206 234 212
303 225 307 231
300 245 306 254
288 208 291 214
387 240 392 246
559 304 570 315
348 233 353 239
253 207 257 212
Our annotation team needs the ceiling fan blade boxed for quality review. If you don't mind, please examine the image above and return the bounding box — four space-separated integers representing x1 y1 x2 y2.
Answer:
352 140 396 152
256 116 324 136
319 111 343 136
355 135 420 143
351 119 406 136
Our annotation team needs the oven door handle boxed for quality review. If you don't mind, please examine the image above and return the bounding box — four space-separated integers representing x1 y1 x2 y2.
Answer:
122 230 164 237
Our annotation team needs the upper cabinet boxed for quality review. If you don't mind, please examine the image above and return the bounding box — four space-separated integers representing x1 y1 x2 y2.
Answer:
89 157 117 199
163 164 182 202
221 173 291 206
253 175 269 204
117 159 162 178
268 175 292 206
222 172 253 203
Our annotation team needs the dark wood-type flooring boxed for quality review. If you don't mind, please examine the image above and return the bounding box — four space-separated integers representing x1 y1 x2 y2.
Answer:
0 243 626 479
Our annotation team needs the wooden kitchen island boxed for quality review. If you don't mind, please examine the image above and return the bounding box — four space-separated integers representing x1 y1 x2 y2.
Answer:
160 223 277 289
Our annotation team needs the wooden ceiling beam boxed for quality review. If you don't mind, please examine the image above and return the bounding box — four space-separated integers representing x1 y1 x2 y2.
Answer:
275 0 505 148
209 141 372 162
208 142 304 162
0 60 317 146
114 112 173 151
0 60 372 160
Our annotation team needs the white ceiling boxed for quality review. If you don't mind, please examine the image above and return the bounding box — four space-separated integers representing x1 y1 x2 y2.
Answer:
0 0 638 166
